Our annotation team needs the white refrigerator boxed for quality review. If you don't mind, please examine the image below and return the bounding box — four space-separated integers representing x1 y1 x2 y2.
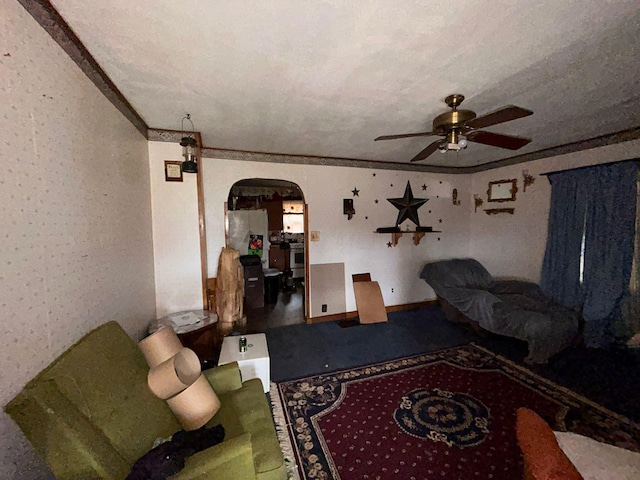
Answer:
227 209 269 268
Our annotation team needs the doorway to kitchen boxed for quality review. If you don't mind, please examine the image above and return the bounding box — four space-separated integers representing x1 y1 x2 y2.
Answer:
226 178 307 331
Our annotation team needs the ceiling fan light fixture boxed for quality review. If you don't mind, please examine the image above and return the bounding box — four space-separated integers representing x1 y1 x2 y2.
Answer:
376 94 532 162
438 129 466 152
444 142 463 151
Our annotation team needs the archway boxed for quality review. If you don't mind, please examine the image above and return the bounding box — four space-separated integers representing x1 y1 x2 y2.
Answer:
226 178 307 328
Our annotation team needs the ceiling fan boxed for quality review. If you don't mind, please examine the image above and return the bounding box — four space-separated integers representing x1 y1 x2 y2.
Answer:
375 94 533 162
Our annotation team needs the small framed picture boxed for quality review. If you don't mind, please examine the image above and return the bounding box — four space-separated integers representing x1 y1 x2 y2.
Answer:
165 161 183 182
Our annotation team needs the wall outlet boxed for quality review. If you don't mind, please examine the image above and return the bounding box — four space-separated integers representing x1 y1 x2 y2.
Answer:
322 304 327 312
391 288 394 293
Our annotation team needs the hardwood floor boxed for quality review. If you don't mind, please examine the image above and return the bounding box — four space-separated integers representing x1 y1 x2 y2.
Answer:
245 280 305 332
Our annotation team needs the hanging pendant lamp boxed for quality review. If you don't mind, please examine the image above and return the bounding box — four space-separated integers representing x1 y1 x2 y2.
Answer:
180 114 198 174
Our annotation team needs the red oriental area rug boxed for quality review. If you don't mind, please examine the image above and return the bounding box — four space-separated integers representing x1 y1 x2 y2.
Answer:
270 344 640 480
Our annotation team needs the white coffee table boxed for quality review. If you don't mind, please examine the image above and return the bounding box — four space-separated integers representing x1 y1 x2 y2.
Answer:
218 333 270 393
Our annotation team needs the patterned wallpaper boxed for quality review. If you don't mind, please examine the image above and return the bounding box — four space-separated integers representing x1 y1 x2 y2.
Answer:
0 1 156 478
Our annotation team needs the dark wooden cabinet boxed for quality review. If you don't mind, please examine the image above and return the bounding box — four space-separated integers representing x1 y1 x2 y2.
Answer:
178 320 221 364
269 245 287 270
263 199 283 231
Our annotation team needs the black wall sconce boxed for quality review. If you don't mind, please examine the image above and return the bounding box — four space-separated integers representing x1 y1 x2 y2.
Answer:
343 199 355 220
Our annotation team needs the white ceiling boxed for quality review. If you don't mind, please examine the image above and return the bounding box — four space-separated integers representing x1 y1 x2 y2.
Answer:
50 0 640 168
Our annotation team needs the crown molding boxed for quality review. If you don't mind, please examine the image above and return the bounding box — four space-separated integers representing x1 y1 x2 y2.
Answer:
148 129 461 173
147 126 640 174
148 129 196 144
457 126 640 173
200 147 465 173
17 0 148 138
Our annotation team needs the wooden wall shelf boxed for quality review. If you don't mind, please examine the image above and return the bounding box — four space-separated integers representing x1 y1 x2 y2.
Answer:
484 208 514 215
375 228 441 246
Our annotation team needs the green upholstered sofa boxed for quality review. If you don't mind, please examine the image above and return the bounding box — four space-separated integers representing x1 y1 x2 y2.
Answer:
4 321 287 480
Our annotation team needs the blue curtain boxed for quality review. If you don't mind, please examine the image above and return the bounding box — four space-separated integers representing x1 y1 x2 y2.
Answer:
540 170 587 309
582 161 638 347
541 160 638 348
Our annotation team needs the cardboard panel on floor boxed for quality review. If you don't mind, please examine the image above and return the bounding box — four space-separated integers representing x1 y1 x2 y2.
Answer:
353 281 388 324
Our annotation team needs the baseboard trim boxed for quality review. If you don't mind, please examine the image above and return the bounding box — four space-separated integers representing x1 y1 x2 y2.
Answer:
307 300 437 324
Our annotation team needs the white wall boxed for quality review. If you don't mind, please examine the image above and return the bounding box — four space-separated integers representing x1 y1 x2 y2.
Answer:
470 139 640 281
147 137 640 319
0 1 156 478
201 158 473 316
148 142 203 316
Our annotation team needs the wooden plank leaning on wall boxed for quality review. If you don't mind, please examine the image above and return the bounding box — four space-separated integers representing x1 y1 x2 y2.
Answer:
195 132 209 310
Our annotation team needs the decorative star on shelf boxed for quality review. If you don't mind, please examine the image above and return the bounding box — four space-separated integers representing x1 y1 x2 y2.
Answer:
387 241 393 248
352 187 360 196
374 199 379 204
387 181 428 227
438 219 443 223
422 184 427 191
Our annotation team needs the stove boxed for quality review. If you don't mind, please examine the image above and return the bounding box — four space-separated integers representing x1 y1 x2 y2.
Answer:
289 242 305 279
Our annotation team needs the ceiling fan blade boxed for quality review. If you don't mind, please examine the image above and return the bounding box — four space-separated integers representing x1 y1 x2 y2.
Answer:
467 130 531 150
374 131 436 141
466 105 533 130
410 140 443 162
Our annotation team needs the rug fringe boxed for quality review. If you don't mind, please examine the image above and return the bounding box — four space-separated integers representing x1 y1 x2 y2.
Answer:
270 382 301 480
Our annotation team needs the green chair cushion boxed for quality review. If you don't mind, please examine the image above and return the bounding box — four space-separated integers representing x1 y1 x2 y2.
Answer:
210 378 284 475
33 322 180 462
5 321 286 480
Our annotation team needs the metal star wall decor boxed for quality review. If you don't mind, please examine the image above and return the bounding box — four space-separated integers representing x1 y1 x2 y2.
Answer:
352 187 360 196
387 181 428 227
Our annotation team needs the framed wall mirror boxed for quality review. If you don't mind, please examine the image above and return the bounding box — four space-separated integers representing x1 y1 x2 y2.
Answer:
487 179 518 202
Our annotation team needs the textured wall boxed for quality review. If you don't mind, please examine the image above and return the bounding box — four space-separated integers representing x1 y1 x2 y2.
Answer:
148 141 203 317
0 1 156 478
469 139 640 282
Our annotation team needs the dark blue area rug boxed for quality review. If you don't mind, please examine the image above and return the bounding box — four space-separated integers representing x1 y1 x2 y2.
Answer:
265 306 471 382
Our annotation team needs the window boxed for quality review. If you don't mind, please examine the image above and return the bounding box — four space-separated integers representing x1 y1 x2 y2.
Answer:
283 200 304 233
